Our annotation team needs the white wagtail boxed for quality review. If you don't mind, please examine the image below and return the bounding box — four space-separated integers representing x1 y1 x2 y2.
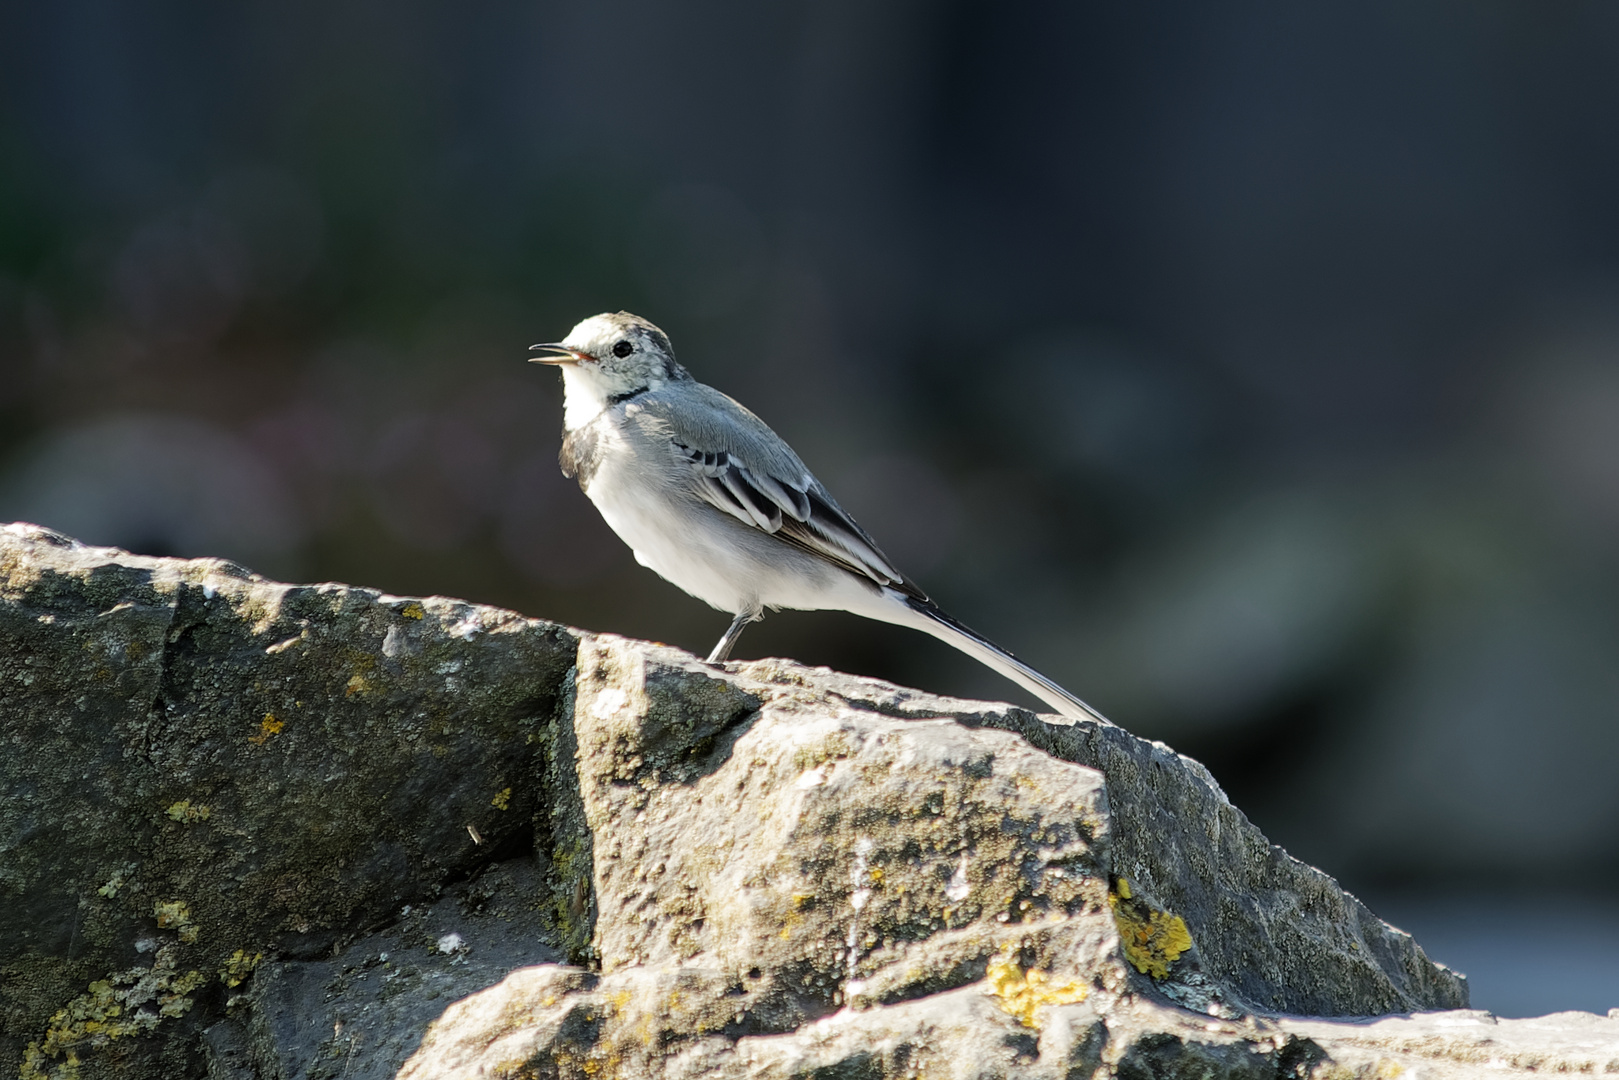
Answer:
530 311 1107 723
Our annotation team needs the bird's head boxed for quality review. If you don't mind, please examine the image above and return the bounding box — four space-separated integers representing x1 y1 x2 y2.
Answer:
530 312 684 418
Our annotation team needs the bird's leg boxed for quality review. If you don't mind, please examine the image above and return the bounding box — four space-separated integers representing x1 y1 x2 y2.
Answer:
707 611 759 664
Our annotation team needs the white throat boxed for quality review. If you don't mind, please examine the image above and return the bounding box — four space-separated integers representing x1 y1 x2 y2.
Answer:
559 365 663 430
559 366 613 431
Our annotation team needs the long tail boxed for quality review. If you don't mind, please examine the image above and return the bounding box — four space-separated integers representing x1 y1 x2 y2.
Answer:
886 592 1109 724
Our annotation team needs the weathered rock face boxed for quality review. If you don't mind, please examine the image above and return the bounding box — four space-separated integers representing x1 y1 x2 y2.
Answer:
732 661 1465 1018
0 524 574 1078
395 636 1466 1079
572 637 1120 1009
2 521 1560 1080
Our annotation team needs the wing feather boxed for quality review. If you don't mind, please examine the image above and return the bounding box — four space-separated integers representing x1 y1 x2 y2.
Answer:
720 466 781 530
672 439 921 598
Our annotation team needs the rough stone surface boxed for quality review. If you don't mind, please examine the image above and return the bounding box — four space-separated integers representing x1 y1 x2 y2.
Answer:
723 658 1466 1019
1279 1009 1619 1078
0 524 574 1078
240 857 561 1080
398 963 1333 1080
394 966 1619 1080
15 522 1602 1080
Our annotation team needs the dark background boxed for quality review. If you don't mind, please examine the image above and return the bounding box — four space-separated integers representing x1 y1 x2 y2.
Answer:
4 0 1618 1017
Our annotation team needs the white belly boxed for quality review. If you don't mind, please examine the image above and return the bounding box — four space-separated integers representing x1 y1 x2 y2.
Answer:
569 404 902 622
580 432 884 619
584 442 757 614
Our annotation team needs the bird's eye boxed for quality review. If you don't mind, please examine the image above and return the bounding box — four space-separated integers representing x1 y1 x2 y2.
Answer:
612 340 634 358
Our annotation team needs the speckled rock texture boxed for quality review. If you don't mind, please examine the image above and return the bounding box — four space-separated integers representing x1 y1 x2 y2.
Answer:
0 522 1510 1080
1278 1009 1619 1078
0 524 574 1079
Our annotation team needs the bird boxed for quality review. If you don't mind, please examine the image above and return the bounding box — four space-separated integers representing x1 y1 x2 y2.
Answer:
528 311 1108 724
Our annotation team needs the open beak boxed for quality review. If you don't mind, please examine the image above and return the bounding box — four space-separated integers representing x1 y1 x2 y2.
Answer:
529 343 595 365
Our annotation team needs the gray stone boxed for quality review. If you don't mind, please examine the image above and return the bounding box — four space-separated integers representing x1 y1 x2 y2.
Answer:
397 963 1333 1079
1280 1009 1619 1078
571 635 1121 1016
767 662 1466 1017
394 636 1464 1079
244 857 562 1080
0 524 573 1079
0 523 1515 1080
201 1018 255 1080
395 961 1619 1079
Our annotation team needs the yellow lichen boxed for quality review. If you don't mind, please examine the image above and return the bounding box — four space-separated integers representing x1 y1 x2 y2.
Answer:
219 949 263 988
401 601 425 619
153 900 190 929
491 787 512 811
165 800 211 824
1109 877 1193 979
153 900 200 943
985 948 1088 1028
344 673 370 696
249 713 284 745
158 970 207 1016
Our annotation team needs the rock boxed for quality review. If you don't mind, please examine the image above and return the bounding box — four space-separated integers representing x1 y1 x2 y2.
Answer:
242 857 562 1080
732 658 1466 1018
3 521 1552 1080
0 524 573 1078
399 964 1331 1080
394 635 1460 1079
1279 1009 1619 1078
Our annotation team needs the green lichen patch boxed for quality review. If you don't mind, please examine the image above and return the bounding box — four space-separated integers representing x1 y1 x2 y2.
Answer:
163 801 210 825
19 947 207 1080
94 865 137 900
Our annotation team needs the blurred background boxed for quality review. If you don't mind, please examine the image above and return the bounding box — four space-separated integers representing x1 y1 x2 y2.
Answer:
3 0 1618 1017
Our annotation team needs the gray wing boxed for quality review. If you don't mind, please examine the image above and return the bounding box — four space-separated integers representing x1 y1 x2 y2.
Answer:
646 384 924 599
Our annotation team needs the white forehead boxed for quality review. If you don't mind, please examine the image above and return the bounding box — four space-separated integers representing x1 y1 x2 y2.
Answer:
563 314 626 347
